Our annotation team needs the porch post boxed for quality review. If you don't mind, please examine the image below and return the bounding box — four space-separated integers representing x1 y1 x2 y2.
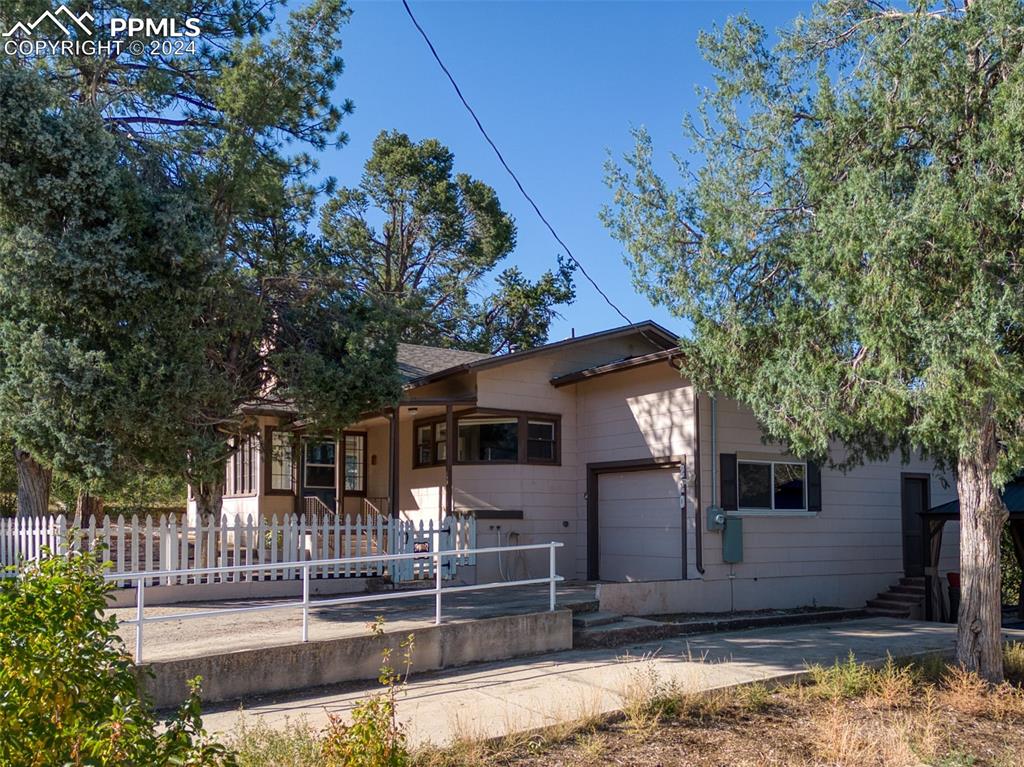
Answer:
445 404 454 519
389 408 400 520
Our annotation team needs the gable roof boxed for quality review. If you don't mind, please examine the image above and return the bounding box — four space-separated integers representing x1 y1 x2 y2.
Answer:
404 321 679 388
397 343 492 382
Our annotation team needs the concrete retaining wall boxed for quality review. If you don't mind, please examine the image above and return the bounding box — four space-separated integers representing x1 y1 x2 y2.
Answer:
139 608 573 708
597 572 898 616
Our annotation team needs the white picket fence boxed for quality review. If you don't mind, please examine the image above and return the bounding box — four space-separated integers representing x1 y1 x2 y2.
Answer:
0 513 476 587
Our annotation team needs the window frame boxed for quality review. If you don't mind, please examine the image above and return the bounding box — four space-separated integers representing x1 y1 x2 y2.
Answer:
263 426 296 496
342 430 368 497
413 415 448 468
303 437 338 490
736 458 807 513
224 434 257 498
412 409 560 468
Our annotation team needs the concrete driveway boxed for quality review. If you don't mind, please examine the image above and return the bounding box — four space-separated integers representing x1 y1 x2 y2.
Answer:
199 618 1024 747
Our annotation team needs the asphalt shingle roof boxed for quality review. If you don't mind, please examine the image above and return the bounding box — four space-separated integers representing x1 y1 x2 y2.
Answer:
397 343 492 382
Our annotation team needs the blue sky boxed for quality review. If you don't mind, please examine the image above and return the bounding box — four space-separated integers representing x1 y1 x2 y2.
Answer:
322 0 810 341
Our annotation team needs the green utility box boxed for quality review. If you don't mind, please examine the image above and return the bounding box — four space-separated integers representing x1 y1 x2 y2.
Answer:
722 516 743 563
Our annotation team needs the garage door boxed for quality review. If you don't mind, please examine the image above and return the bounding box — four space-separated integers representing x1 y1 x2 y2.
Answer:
598 469 683 581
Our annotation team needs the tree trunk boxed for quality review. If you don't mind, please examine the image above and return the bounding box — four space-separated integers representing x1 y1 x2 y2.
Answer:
955 413 1007 683
75 490 104 528
13 446 51 518
194 481 224 520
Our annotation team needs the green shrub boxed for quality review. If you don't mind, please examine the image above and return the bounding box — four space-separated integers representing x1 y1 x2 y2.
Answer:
0 547 235 766
808 652 875 700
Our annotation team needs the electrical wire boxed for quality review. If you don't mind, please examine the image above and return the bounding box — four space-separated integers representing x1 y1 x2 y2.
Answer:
401 0 667 351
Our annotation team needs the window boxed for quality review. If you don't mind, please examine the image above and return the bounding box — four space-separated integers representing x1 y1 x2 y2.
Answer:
527 420 557 463
458 416 518 462
413 411 561 467
269 430 294 492
226 435 256 496
738 460 805 511
344 433 367 495
415 421 447 467
304 440 336 489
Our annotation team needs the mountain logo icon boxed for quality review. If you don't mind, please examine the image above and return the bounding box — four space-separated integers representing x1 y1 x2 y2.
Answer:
3 5 94 37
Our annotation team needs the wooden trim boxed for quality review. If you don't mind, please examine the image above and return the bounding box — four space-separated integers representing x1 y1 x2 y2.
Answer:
389 409 400 519
468 509 524 520
445 405 454 517
586 455 687 581
549 349 681 387
263 426 296 496
342 431 368 498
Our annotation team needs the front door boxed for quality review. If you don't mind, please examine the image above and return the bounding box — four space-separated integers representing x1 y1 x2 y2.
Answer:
901 476 928 577
302 439 337 510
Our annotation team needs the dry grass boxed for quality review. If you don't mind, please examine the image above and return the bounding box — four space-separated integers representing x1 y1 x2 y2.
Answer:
413 645 1024 767
230 644 1024 767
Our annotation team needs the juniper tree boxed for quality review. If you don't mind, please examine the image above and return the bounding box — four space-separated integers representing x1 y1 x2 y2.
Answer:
0 1 400 515
0 66 237 517
321 131 575 354
603 0 1024 681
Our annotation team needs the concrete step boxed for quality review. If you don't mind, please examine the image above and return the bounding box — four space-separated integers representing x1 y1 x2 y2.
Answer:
572 610 622 629
574 616 676 649
890 584 926 596
900 576 926 587
866 604 912 618
871 592 922 606
566 599 600 615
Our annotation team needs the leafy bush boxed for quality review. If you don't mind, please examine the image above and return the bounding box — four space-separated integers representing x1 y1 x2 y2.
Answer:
0 547 234 766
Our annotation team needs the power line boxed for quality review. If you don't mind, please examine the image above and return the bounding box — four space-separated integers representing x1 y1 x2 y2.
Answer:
401 0 659 343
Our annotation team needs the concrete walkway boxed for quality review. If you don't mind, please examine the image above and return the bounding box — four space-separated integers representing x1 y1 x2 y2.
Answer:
112 583 597 662
199 618 1024 747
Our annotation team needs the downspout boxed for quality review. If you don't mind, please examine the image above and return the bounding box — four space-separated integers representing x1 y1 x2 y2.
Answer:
694 391 705 575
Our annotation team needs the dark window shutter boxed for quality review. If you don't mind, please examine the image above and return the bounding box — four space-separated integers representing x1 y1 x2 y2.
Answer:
807 462 822 512
720 453 737 511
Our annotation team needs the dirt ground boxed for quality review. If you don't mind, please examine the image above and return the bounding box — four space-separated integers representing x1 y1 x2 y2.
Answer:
498 695 1024 767
414 658 1024 767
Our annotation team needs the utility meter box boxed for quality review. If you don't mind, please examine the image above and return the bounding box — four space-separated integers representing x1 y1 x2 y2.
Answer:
705 505 725 531
722 516 743 563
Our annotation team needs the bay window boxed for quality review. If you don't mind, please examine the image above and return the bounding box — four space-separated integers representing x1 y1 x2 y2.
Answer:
268 429 294 493
413 411 559 466
343 432 367 495
225 434 256 496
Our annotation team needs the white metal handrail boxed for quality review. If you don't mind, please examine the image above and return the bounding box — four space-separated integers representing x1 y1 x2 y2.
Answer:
105 541 564 664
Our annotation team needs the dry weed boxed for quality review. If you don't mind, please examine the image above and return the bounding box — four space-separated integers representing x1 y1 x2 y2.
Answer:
571 731 609 765
813 705 923 767
940 666 991 717
1005 641 1024 683
866 656 917 709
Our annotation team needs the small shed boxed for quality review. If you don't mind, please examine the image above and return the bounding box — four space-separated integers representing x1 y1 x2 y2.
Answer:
920 478 1024 621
